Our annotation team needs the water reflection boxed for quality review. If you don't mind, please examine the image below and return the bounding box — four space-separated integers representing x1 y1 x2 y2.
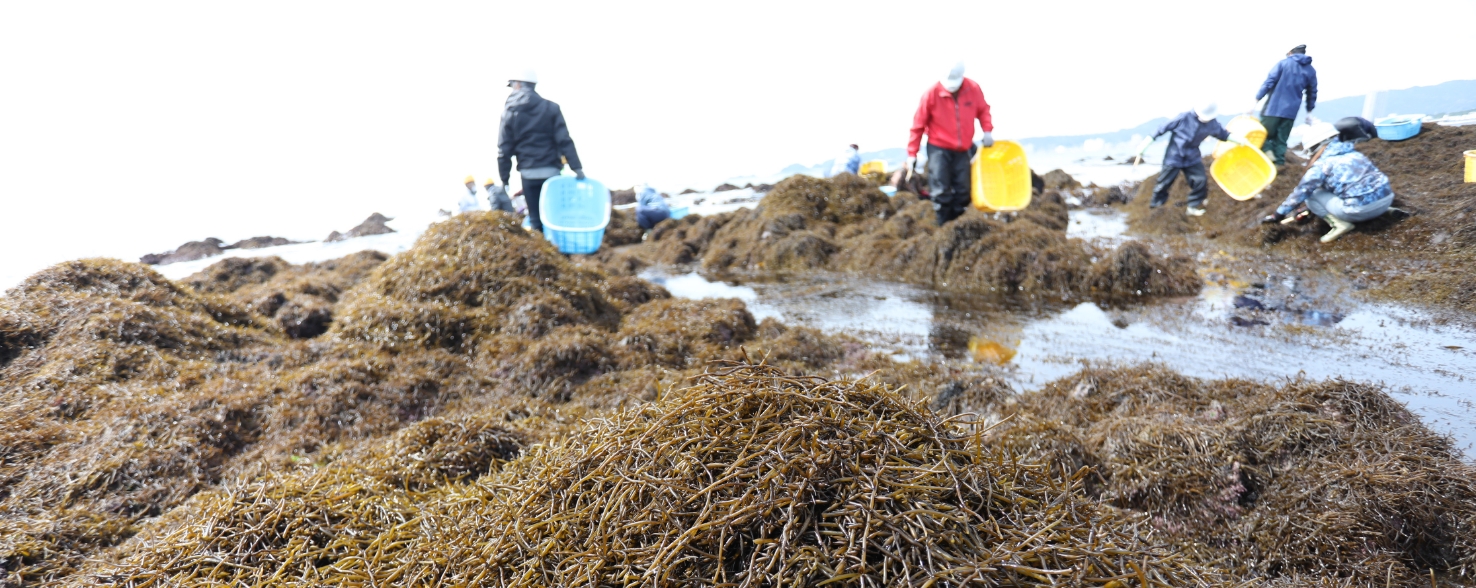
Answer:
643 268 1476 456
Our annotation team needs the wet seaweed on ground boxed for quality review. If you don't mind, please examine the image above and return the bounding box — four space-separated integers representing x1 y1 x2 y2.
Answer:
622 174 1200 303
2 211 932 586
88 362 1239 586
989 364 1476 585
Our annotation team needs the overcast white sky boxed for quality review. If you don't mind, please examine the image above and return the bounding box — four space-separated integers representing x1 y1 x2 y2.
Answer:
2 0 1474 289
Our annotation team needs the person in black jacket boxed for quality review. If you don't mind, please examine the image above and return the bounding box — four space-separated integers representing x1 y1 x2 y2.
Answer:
497 69 584 232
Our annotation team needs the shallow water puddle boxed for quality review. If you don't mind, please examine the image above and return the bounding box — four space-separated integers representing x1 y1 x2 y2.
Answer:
645 268 1476 457
1067 208 1130 244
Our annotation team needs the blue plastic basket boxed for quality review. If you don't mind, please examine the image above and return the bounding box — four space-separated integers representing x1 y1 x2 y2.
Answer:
669 206 689 220
538 176 611 254
1375 115 1423 141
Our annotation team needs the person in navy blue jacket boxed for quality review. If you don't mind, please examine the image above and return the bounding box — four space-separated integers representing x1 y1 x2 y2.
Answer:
1134 103 1253 216
1255 44 1318 166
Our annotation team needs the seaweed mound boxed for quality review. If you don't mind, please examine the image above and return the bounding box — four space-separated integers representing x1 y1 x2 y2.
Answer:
90 364 1230 586
991 364 1476 585
474 364 1226 586
0 212 902 585
332 212 622 351
628 174 1200 302
183 251 388 338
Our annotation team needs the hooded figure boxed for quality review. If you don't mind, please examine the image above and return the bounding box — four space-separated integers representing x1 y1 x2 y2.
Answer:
497 73 584 232
1255 45 1318 165
1135 103 1251 216
634 184 670 230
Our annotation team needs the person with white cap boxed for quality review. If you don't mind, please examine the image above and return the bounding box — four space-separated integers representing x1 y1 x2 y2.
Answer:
905 61 993 226
1134 103 1254 216
1260 117 1391 243
495 68 585 233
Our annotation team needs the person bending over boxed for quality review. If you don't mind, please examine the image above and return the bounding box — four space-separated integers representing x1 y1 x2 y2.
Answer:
1260 117 1391 243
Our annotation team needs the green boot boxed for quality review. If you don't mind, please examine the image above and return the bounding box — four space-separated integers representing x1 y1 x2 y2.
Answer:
1320 216 1355 243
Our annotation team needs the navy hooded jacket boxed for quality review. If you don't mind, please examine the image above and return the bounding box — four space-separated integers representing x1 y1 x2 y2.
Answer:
1152 111 1230 168
1256 54 1318 119
497 88 583 185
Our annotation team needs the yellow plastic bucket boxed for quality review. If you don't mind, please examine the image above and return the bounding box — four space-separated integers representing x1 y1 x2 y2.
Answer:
859 160 886 175
1466 151 1476 183
970 140 1032 212
1212 115 1269 159
1211 145 1278 201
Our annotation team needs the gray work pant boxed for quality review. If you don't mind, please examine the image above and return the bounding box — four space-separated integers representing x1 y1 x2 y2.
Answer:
1305 189 1393 223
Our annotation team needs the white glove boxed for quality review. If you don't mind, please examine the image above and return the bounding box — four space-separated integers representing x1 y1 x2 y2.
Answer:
1229 135 1254 148
1304 114 1315 125
978 132 994 148
904 157 917 181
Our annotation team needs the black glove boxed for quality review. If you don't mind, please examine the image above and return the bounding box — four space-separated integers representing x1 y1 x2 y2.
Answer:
574 169 586 180
1260 212 1285 224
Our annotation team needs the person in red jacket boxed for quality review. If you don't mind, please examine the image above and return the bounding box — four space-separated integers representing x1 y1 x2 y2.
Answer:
907 61 993 226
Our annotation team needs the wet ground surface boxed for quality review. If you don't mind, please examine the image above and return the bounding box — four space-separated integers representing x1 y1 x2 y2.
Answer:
642 208 1476 457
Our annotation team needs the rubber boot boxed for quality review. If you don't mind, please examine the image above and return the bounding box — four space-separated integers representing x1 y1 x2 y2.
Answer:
1320 216 1355 243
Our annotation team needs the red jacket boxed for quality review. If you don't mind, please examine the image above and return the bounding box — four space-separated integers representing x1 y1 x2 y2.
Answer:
907 78 992 157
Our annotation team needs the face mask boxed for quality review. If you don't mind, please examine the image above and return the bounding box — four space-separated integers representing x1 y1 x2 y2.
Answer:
942 78 963 93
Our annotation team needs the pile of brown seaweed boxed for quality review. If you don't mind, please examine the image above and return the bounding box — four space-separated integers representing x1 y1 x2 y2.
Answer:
80 363 1239 587
989 364 1476 586
0 212 978 585
600 174 1200 303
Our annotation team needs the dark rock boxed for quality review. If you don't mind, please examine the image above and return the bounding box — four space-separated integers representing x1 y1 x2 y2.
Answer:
679 188 699 195
1232 295 1265 310
713 183 740 192
610 188 637 206
229 236 306 249
1229 316 1269 327
326 213 395 242
1041 169 1081 191
139 238 227 266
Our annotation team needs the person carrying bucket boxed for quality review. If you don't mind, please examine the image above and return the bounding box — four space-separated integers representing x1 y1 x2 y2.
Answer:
828 144 861 177
1133 103 1255 216
905 61 993 226
1255 44 1318 166
483 178 516 214
496 68 586 233
634 184 671 230
1260 117 1392 243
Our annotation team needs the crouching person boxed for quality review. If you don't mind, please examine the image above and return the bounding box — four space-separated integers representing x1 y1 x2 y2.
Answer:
634 184 670 230
1261 117 1392 243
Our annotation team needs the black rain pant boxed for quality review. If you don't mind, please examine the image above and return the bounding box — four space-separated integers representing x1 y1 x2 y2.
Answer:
927 143 972 226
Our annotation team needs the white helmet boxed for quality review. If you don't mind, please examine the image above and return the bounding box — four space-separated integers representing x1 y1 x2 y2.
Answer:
1195 102 1219 122
941 61 965 93
508 68 538 85
1299 122 1339 150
